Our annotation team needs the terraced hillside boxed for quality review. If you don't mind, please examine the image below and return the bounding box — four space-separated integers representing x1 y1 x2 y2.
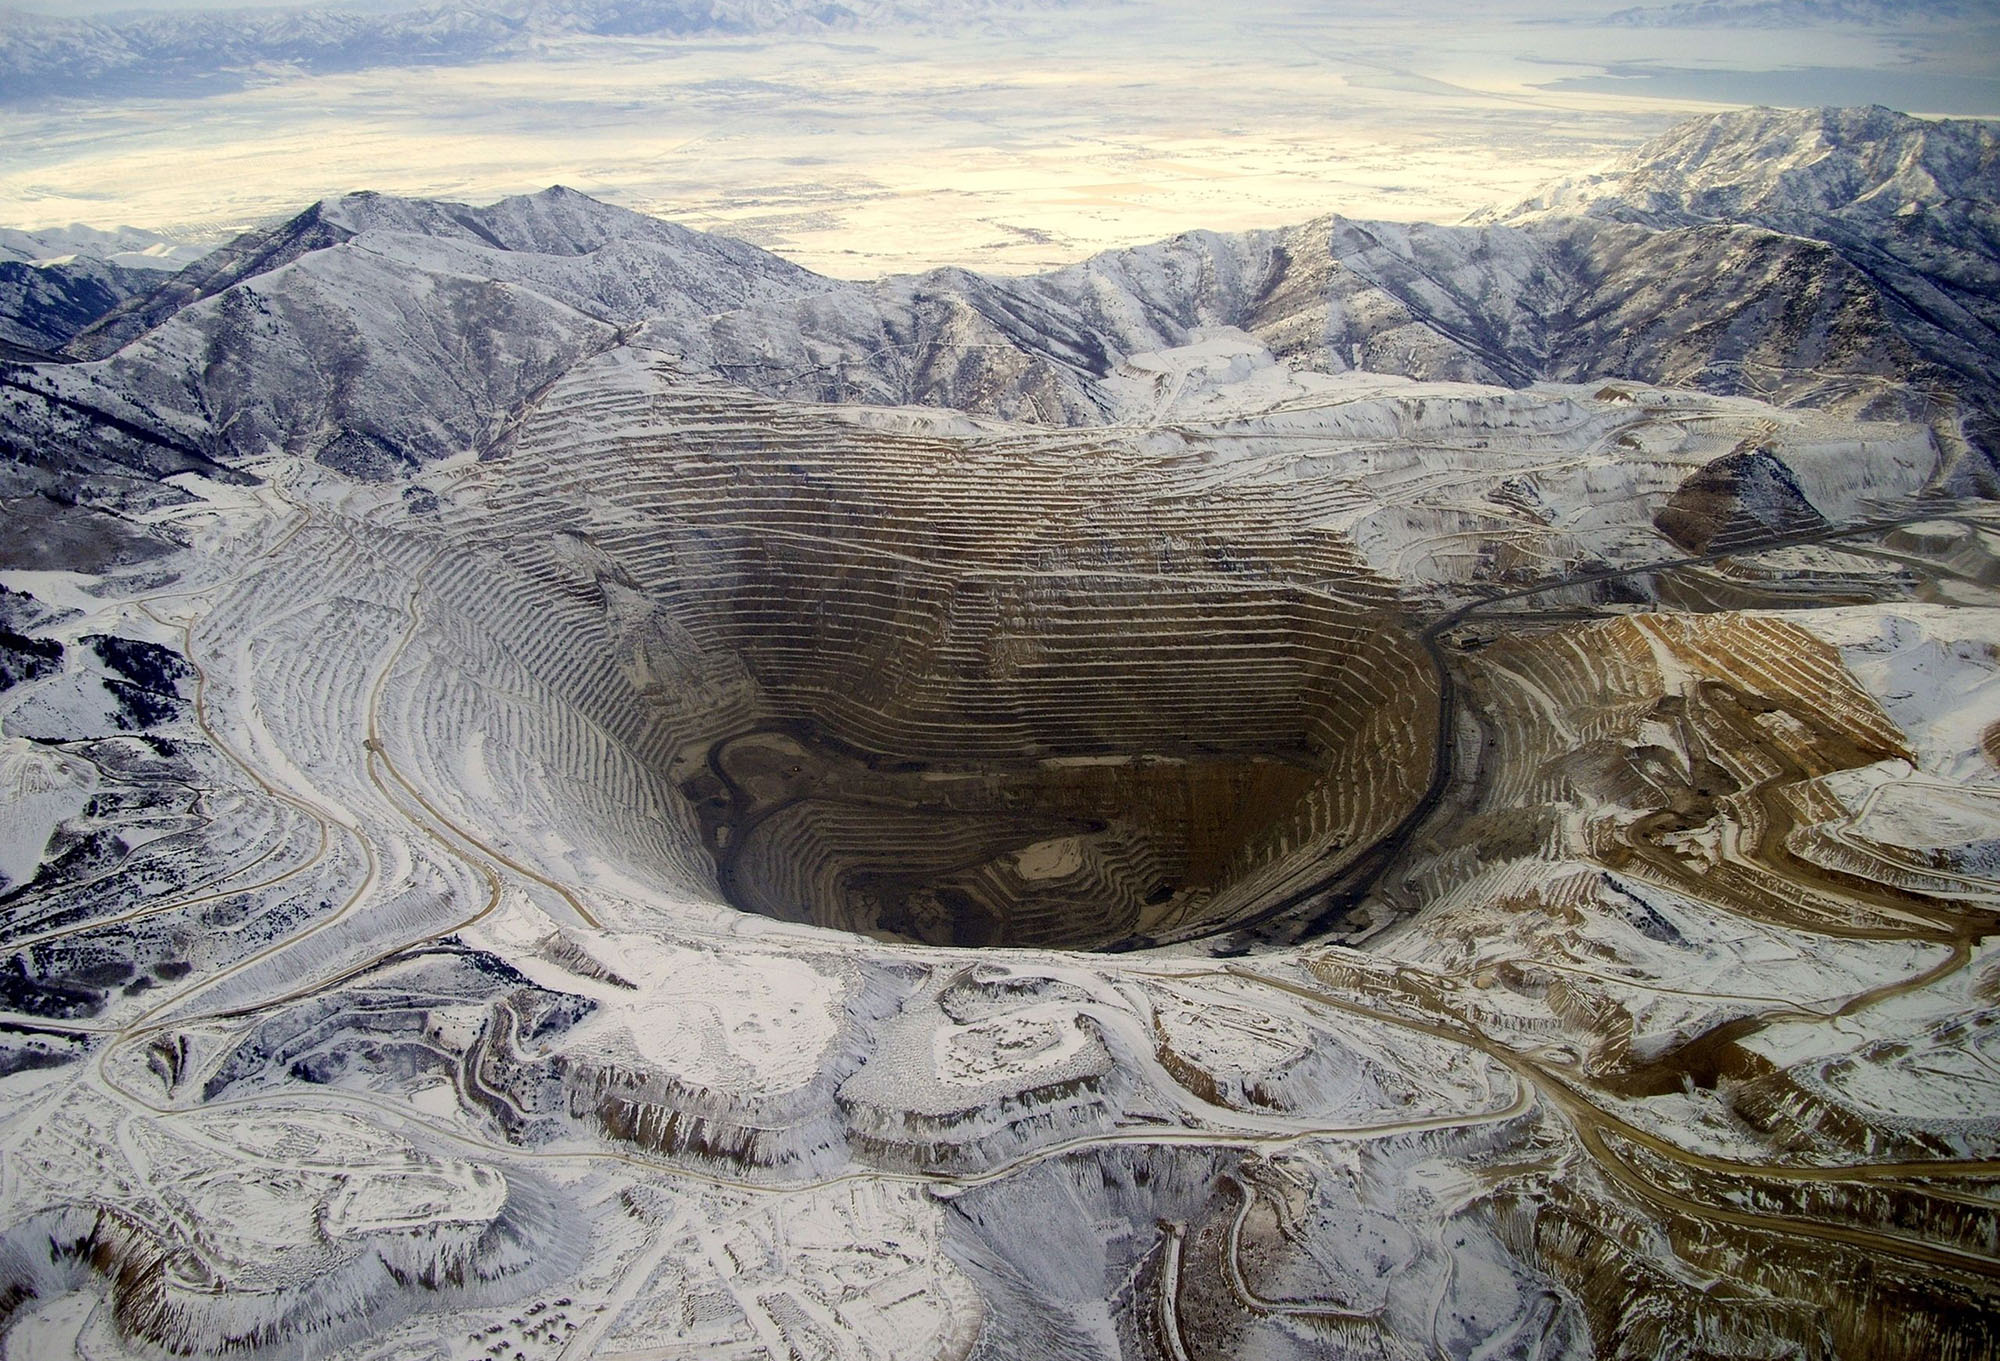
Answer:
448 355 1445 949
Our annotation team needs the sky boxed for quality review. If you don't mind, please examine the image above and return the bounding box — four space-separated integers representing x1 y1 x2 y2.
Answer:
1 0 1995 277
6 0 398 9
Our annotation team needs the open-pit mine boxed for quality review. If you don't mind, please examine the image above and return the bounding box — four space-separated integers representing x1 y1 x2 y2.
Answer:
2 105 2000 1360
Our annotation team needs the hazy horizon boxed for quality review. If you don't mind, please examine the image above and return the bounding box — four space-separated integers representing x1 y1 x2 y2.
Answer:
2 0 1995 276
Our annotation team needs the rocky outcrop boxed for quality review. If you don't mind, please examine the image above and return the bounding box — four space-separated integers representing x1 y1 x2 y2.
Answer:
1655 446 1835 552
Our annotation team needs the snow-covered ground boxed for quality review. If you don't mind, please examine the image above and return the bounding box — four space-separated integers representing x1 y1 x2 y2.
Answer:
2 104 1998 1359
4 343 1997 1355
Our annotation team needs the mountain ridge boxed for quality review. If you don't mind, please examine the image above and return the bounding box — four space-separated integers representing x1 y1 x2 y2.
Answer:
4 105 1994 497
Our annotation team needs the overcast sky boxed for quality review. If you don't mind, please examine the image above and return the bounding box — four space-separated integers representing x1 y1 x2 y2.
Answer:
4 1 383 11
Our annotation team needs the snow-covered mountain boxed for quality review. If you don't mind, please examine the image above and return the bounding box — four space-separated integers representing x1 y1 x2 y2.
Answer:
0 225 211 358
5 107 1994 501
1498 106 2000 448
0 224 208 272
15 187 830 486
0 258 154 361
1499 105 1998 229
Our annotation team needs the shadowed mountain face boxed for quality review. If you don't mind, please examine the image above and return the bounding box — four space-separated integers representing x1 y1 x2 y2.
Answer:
0 258 153 361
1503 105 2000 445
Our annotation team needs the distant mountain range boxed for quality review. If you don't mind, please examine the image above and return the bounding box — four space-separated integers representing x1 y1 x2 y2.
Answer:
2 105 1995 502
0 225 211 362
0 224 207 272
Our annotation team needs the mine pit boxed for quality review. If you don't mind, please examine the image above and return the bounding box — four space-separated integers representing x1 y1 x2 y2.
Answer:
682 722 1340 949
640 534 1438 951
451 382 1448 952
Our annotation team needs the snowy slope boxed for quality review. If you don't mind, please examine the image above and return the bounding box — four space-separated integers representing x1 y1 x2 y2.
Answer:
1499 105 1999 231
27 187 836 478
1497 107 2000 446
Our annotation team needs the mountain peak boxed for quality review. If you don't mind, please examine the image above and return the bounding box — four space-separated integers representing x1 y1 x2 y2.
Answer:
1496 104 1999 229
